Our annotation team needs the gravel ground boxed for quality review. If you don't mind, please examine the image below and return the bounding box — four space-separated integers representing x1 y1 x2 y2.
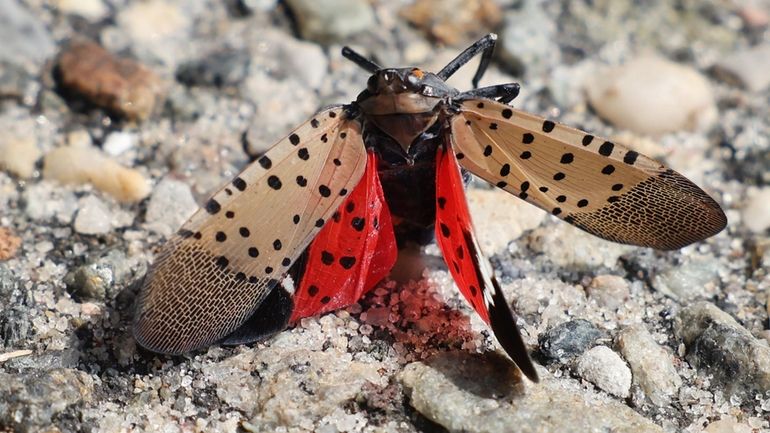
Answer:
1 0 769 432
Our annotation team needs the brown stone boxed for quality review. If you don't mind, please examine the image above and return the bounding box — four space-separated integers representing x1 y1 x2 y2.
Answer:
56 39 163 121
400 0 501 45
0 227 21 261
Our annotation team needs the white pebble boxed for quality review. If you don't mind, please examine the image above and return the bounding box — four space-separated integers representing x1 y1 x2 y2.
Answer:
742 187 770 233
576 345 632 398
51 0 108 20
586 55 717 135
73 195 113 235
102 131 137 156
0 136 41 178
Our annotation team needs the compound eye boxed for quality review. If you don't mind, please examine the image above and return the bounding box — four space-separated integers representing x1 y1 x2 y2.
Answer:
366 75 378 92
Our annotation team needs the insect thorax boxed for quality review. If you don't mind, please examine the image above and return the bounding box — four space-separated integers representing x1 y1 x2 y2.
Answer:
356 67 457 154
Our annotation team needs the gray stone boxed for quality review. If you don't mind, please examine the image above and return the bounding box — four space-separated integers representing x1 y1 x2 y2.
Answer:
176 49 251 89
575 345 632 399
674 302 770 397
0 0 56 68
398 351 664 433
0 264 32 348
498 1 560 77
144 178 198 237
617 324 682 406
652 254 721 300
0 60 34 101
0 369 94 432
0 306 31 348
713 44 770 92
285 0 376 43
539 319 605 362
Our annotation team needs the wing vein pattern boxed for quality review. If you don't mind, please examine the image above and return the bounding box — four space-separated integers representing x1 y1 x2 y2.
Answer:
134 107 367 354
452 99 726 250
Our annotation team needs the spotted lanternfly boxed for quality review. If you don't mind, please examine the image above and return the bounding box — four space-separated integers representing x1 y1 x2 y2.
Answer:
134 34 726 382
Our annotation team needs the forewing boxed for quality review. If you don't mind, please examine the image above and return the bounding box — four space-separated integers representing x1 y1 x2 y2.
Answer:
290 151 397 322
134 107 367 354
452 99 726 250
435 146 538 382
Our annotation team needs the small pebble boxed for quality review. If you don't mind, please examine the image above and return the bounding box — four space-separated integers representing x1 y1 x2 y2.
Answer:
43 146 150 203
116 0 191 46
102 131 136 157
617 324 682 406
741 187 770 233
56 39 164 121
539 319 605 362
285 0 375 43
235 0 278 14
73 195 113 235
0 60 33 101
51 0 108 21
587 275 630 310
0 136 41 178
399 0 501 45
737 5 770 29
0 0 56 68
713 44 770 92
23 183 79 224
64 263 112 300
703 418 754 433
576 345 632 399
144 178 198 237
586 55 717 135
176 49 251 89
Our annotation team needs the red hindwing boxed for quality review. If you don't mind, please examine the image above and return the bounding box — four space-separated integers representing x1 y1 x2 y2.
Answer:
290 151 398 322
434 146 492 323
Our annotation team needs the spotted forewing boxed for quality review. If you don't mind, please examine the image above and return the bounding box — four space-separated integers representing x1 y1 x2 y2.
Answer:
134 107 367 354
452 100 726 250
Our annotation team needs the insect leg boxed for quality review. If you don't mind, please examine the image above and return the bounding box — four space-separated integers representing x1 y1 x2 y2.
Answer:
437 33 497 89
341 46 381 73
458 83 520 104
